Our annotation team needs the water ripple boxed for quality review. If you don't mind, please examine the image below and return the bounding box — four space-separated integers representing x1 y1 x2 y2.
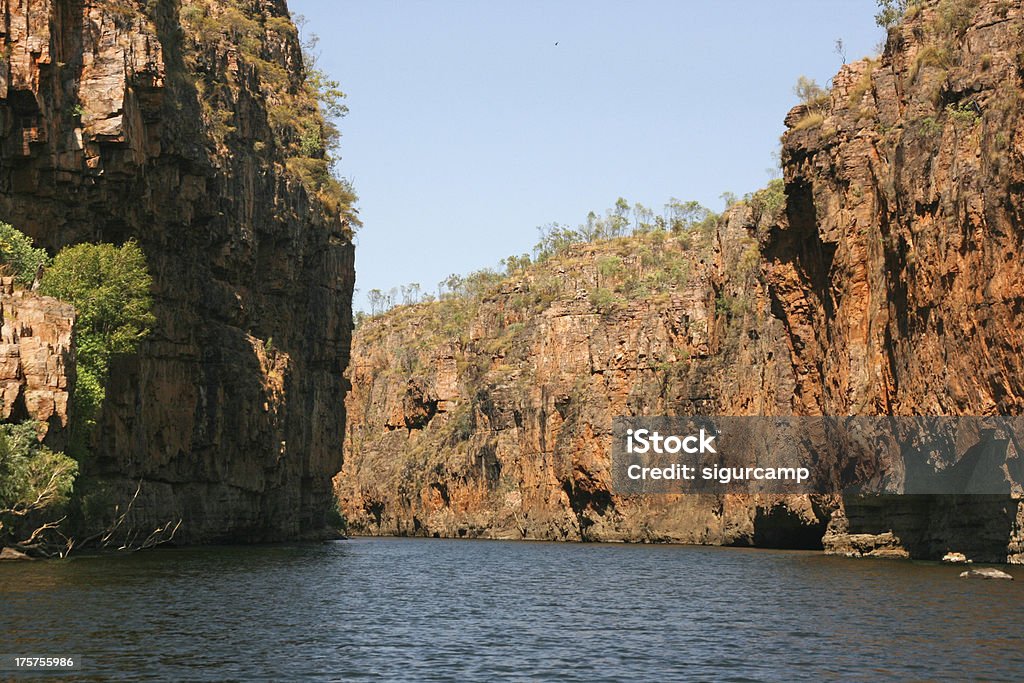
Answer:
1 539 1022 680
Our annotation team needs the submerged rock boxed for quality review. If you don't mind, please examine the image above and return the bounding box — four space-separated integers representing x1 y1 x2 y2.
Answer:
959 568 1013 580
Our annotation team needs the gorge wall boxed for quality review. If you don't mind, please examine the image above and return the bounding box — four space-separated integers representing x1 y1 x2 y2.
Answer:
338 0 1024 562
0 0 355 543
338 212 827 547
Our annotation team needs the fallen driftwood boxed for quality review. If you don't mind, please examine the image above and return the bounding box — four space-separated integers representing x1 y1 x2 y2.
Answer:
0 547 32 561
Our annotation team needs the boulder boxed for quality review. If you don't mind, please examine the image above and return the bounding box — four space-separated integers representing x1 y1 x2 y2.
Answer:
959 568 1013 580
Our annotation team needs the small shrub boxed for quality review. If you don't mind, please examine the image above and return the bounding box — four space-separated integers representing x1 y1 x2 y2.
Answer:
875 0 917 28
916 116 943 136
748 179 786 219
589 287 619 314
947 101 980 126
793 76 830 109
0 421 78 548
326 500 348 533
910 44 951 82
847 60 878 107
935 0 980 36
0 222 49 286
596 255 623 279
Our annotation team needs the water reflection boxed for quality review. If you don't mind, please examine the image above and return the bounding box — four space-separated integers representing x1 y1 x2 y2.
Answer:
1 540 1021 681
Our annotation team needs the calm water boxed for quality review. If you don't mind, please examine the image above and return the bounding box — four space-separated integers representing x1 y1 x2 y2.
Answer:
1 538 1023 681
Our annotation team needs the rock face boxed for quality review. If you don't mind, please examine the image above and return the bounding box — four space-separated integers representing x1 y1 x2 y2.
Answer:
338 0 1024 561
0 276 73 449
768 0 1024 562
0 1 354 542
338 216 827 545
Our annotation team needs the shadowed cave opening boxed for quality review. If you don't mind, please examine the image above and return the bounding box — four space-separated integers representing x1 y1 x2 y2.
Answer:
752 504 828 550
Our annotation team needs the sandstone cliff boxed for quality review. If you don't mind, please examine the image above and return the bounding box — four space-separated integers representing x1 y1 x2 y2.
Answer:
338 0 1024 562
0 277 74 449
0 0 354 542
768 0 1024 561
338 214 827 547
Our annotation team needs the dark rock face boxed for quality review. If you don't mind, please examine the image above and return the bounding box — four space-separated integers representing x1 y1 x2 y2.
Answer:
0 0 354 543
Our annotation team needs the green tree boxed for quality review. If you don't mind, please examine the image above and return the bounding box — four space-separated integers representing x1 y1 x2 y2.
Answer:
40 240 155 425
875 0 913 28
793 76 828 106
664 198 711 233
0 222 49 286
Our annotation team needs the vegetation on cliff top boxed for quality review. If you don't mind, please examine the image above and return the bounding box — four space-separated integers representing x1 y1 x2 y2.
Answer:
361 196 721 321
0 223 49 286
178 0 358 226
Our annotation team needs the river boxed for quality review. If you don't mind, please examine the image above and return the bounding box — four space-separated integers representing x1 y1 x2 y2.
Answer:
2 538 1022 680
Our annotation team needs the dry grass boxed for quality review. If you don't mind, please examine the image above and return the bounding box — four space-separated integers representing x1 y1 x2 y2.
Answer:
793 112 826 130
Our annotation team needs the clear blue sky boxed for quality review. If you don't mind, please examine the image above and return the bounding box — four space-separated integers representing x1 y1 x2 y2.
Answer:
287 0 883 311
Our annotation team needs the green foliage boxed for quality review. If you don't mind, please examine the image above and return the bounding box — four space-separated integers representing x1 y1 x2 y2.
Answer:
325 499 348 533
747 178 786 220
791 76 830 130
0 423 76 508
596 255 623 279
71 367 105 440
935 0 980 36
0 421 78 547
947 101 981 126
664 198 712 233
178 3 357 225
847 60 879 108
588 287 619 314
502 253 532 275
532 198 716 262
875 0 918 28
793 76 829 108
0 222 49 286
910 44 951 82
40 241 155 424
534 223 586 261
916 116 943 136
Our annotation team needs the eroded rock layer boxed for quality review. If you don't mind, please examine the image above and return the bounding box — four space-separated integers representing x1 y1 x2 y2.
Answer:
0 276 74 449
768 0 1024 561
338 212 827 546
339 0 1024 562
0 0 354 542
